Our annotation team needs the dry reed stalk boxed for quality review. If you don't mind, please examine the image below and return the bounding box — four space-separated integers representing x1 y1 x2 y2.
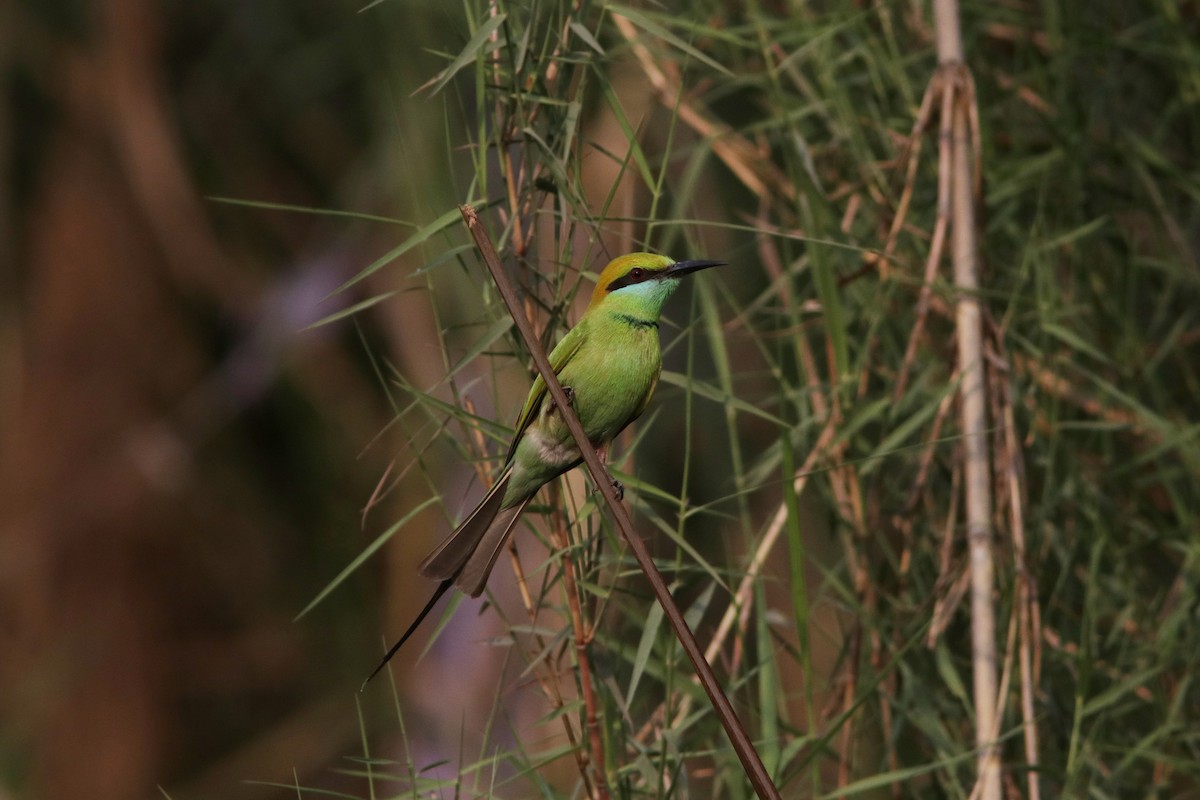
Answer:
932 0 1001 796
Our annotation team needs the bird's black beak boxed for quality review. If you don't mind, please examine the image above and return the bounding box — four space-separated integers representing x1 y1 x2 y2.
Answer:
665 259 726 278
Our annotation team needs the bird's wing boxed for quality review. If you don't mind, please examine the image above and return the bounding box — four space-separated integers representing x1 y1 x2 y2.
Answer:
504 321 588 464
630 363 662 423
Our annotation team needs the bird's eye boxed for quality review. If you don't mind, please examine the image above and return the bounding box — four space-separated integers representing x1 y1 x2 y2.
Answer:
630 268 644 279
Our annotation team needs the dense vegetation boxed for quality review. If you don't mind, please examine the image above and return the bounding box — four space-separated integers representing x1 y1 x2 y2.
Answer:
3 1 1196 798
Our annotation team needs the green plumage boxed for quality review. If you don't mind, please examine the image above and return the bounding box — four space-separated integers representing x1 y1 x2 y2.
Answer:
419 259 683 597
368 252 724 679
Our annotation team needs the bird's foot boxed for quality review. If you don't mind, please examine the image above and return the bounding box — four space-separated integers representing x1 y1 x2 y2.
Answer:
611 479 624 502
550 386 575 414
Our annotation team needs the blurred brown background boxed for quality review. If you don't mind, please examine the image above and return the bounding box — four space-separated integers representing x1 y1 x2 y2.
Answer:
0 2 465 797
1 2 745 796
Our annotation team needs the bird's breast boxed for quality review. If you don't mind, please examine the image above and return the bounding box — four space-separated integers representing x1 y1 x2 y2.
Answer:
560 326 661 442
506 324 661 500
525 425 584 469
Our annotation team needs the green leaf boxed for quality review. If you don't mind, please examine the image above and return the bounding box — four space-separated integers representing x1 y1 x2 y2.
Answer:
206 195 407 225
626 600 664 706
569 20 605 55
1036 215 1110 251
303 290 399 331
1043 321 1113 366
332 206 467 295
444 316 515 382
659 370 788 427
609 6 734 77
295 496 440 620
1082 665 1164 718
598 79 656 193
428 13 508 96
859 383 955 476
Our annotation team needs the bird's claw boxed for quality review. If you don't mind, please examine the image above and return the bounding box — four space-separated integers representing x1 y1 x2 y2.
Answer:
550 386 575 414
611 479 624 502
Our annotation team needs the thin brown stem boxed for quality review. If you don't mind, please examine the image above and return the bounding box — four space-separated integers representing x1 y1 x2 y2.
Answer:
894 75 954 401
461 205 784 800
999 351 1041 800
837 628 862 788
880 73 940 275
548 485 609 799
637 416 838 743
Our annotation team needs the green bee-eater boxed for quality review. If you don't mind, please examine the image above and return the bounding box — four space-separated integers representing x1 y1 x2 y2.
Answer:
368 252 724 679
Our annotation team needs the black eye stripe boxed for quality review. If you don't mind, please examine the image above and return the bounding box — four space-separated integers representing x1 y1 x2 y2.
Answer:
607 267 663 292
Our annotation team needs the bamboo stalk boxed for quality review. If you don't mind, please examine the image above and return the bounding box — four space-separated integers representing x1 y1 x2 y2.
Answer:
932 1 1001 797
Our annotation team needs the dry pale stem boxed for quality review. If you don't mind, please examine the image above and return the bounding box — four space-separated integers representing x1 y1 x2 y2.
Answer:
880 77 939 272
998 347 1041 800
945 62 1003 800
927 459 964 645
1012 352 1158 441
902 371 959 514
612 13 795 208
894 73 955 401
928 0 1003 794
823 409 870 791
